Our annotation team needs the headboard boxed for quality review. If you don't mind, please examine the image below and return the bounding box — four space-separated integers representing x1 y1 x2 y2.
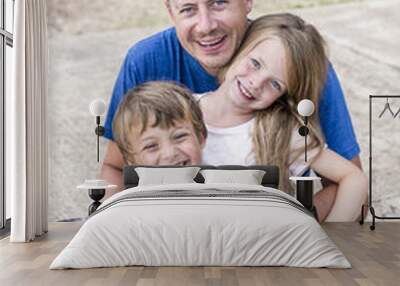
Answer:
123 165 280 189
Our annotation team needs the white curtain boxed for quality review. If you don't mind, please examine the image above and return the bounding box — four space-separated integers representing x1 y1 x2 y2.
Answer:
7 0 48 242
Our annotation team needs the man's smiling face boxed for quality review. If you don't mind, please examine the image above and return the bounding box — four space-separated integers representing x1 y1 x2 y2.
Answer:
165 0 253 76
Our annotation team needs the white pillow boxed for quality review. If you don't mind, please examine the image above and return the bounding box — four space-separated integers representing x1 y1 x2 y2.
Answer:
135 167 201 186
200 169 266 185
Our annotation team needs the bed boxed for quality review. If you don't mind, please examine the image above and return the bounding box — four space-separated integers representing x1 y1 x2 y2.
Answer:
50 165 350 269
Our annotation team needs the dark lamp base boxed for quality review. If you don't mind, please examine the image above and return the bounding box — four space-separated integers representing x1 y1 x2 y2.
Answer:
88 188 106 215
296 180 319 221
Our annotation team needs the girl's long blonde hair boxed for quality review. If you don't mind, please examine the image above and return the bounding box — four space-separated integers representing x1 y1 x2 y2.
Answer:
220 13 328 193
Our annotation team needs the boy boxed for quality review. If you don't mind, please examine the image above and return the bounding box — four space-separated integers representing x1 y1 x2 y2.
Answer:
113 81 207 167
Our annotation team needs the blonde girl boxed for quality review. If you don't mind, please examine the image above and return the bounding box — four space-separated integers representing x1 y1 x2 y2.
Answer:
196 13 367 221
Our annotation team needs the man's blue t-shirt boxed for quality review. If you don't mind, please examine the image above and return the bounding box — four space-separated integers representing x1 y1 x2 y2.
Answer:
104 27 360 160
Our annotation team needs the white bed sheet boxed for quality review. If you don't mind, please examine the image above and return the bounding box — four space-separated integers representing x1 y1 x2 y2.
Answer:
50 183 350 269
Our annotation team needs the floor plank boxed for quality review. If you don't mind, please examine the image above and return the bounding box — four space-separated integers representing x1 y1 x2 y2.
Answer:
1 222 399 286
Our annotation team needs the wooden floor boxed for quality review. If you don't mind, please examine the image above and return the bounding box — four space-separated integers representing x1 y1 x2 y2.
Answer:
0 222 399 286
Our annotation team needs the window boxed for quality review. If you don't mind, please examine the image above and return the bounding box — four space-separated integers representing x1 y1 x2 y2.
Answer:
1 0 14 234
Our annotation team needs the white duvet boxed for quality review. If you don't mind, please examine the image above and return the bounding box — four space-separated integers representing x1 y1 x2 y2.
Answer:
50 183 350 269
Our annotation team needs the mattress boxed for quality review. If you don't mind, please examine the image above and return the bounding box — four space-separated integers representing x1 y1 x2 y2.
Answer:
50 183 350 269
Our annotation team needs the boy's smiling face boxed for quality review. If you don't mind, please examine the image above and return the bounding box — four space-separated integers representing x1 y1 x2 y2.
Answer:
131 120 205 166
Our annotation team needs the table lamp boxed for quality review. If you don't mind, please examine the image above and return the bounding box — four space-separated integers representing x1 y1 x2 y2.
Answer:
77 99 116 215
89 99 106 162
297 99 315 162
289 99 319 220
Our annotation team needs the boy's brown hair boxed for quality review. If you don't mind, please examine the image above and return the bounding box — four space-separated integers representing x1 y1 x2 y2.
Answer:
113 81 207 164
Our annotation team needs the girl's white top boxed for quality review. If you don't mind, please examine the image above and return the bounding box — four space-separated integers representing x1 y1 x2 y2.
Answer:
193 93 321 176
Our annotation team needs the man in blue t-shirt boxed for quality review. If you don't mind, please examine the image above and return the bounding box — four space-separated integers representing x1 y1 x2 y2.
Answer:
101 0 362 221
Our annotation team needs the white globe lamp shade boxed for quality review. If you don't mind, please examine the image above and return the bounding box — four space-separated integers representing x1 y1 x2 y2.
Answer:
89 99 106 116
297 99 315 117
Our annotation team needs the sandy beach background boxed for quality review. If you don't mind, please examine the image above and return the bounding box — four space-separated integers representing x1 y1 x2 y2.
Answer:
46 0 400 221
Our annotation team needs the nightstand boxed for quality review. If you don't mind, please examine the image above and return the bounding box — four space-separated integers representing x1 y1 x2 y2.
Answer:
289 176 320 221
77 180 117 215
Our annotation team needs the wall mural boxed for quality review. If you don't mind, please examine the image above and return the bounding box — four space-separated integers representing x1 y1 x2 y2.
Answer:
47 0 400 222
